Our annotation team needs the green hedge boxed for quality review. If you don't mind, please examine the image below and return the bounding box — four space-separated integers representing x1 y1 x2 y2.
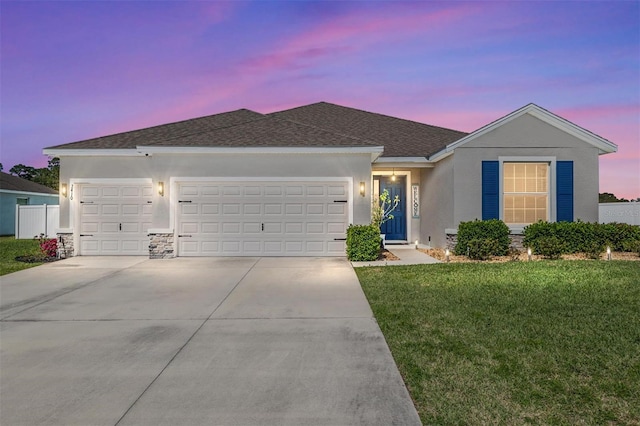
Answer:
346 224 381 261
454 219 510 256
523 221 640 254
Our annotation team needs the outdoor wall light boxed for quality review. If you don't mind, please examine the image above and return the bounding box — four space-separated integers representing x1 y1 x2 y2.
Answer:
157 182 164 197
391 168 396 182
359 182 365 197
60 183 68 198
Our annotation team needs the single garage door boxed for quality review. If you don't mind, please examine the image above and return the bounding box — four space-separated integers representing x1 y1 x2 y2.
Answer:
78 183 153 255
177 181 349 256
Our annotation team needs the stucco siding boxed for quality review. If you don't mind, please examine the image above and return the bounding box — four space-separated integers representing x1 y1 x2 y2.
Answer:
452 113 600 226
59 153 372 231
420 156 454 247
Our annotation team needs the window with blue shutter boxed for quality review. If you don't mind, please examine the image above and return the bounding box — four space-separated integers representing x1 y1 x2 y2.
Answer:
556 161 574 222
482 161 499 220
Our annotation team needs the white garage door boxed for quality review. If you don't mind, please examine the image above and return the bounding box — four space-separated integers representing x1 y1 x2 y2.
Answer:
78 184 153 255
177 181 349 256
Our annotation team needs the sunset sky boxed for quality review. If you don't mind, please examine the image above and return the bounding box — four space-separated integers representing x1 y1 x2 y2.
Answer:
1 1 638 199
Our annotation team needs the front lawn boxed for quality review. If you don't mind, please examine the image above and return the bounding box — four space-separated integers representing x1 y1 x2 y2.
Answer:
356 261 640 425
0 236 44 276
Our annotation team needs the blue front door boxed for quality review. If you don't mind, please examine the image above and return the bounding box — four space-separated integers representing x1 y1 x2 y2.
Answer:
379 176 406 241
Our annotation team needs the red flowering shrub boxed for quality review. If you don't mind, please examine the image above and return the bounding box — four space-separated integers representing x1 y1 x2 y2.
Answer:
35 234 57 258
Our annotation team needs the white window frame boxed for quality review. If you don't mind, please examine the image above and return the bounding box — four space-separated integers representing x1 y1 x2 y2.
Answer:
498 156 556 232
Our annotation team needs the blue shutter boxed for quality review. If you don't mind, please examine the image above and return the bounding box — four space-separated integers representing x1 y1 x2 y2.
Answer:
556 161 574 222
482 161 499 220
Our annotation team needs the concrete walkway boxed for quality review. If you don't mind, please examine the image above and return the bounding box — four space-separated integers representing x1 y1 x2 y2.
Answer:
0 256 421 426
352 244 440 267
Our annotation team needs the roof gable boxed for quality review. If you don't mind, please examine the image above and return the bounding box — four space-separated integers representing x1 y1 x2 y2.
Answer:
429 103 617 160
0 172 59 194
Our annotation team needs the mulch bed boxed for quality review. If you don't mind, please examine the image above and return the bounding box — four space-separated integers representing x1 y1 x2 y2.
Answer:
419 248 640 263
14 255 59 263
379 249 400 261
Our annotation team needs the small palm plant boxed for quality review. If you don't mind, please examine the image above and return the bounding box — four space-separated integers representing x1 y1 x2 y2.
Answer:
371 189 400 229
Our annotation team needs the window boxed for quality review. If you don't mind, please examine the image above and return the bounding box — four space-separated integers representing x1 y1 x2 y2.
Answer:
16 197 28 205
503 163 548 224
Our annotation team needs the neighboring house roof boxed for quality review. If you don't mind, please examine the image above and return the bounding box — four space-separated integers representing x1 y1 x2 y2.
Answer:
429 103 618 161
270 102 468 157
0 172 58 195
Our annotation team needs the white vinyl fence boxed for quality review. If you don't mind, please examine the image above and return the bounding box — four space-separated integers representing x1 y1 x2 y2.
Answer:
599 202 640 226
15 205 60 239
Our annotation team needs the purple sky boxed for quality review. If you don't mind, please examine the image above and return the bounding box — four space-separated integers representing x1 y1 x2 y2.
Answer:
2 1 638 198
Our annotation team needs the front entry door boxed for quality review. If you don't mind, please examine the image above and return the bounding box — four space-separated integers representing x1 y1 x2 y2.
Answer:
379 176 406 241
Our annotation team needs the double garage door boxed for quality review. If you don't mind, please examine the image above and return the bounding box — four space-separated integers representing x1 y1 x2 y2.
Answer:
177 181 349 256
78 181 349 256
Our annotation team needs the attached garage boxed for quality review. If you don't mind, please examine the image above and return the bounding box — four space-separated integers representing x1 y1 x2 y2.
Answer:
78 183 152 255
176 180 350 256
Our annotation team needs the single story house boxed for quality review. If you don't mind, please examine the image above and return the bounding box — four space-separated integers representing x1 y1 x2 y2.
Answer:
0 171 59 236
43 102 617 257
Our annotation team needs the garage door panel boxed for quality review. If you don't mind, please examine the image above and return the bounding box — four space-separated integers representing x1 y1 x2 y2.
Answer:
78 183 152 256
177 181 348 256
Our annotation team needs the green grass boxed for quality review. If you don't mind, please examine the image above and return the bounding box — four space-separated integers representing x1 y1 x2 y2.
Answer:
0 236 44 276
356 261 640 425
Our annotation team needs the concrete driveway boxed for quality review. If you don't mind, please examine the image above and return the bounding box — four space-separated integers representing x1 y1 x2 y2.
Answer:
0 257 421 426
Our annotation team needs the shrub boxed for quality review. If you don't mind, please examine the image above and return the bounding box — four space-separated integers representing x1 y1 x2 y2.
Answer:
622 240 640 257
584 240 605 260
35 234 57 258
467 238 500 260
536 236 565 259
454 219 510 256
346 224 381 261
523 221 640 254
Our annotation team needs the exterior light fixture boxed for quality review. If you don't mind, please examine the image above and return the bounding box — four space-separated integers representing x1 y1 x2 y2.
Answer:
415 240 419 249
60 183 68 198
527 247 532 261
391 168 396 182
445 249 450 263
359 182 365 197
606 246 611 261
157 182 164 197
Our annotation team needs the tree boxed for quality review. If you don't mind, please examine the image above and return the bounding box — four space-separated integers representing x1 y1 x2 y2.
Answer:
8 158 59 190
599 192 629 203
9 164 37 180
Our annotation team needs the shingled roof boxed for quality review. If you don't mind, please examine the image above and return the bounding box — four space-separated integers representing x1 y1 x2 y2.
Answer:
270 102 468 157
0 172 58 195
46 109 265 150
46 102 467 157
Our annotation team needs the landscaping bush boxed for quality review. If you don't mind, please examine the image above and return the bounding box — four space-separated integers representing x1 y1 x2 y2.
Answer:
622 240 640 257
36 234 57 258
536 236 566 259
584 240 605 259
467 238 500 260
523 221 640 254
454 219 510 256
346 224 381 261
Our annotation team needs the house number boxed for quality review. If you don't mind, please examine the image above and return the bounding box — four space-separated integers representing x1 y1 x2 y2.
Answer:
412 184 420 218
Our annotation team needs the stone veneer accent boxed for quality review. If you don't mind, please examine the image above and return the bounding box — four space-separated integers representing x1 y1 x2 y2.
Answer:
149 233 175 259
57 233 74 258
445 233 526 251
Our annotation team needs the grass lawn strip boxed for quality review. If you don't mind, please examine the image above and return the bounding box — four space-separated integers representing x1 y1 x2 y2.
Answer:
357 261 640 425
0 236 45 276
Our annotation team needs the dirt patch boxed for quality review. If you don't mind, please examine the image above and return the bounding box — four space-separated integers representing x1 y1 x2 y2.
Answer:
14 255 58 264
419 248 640 263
